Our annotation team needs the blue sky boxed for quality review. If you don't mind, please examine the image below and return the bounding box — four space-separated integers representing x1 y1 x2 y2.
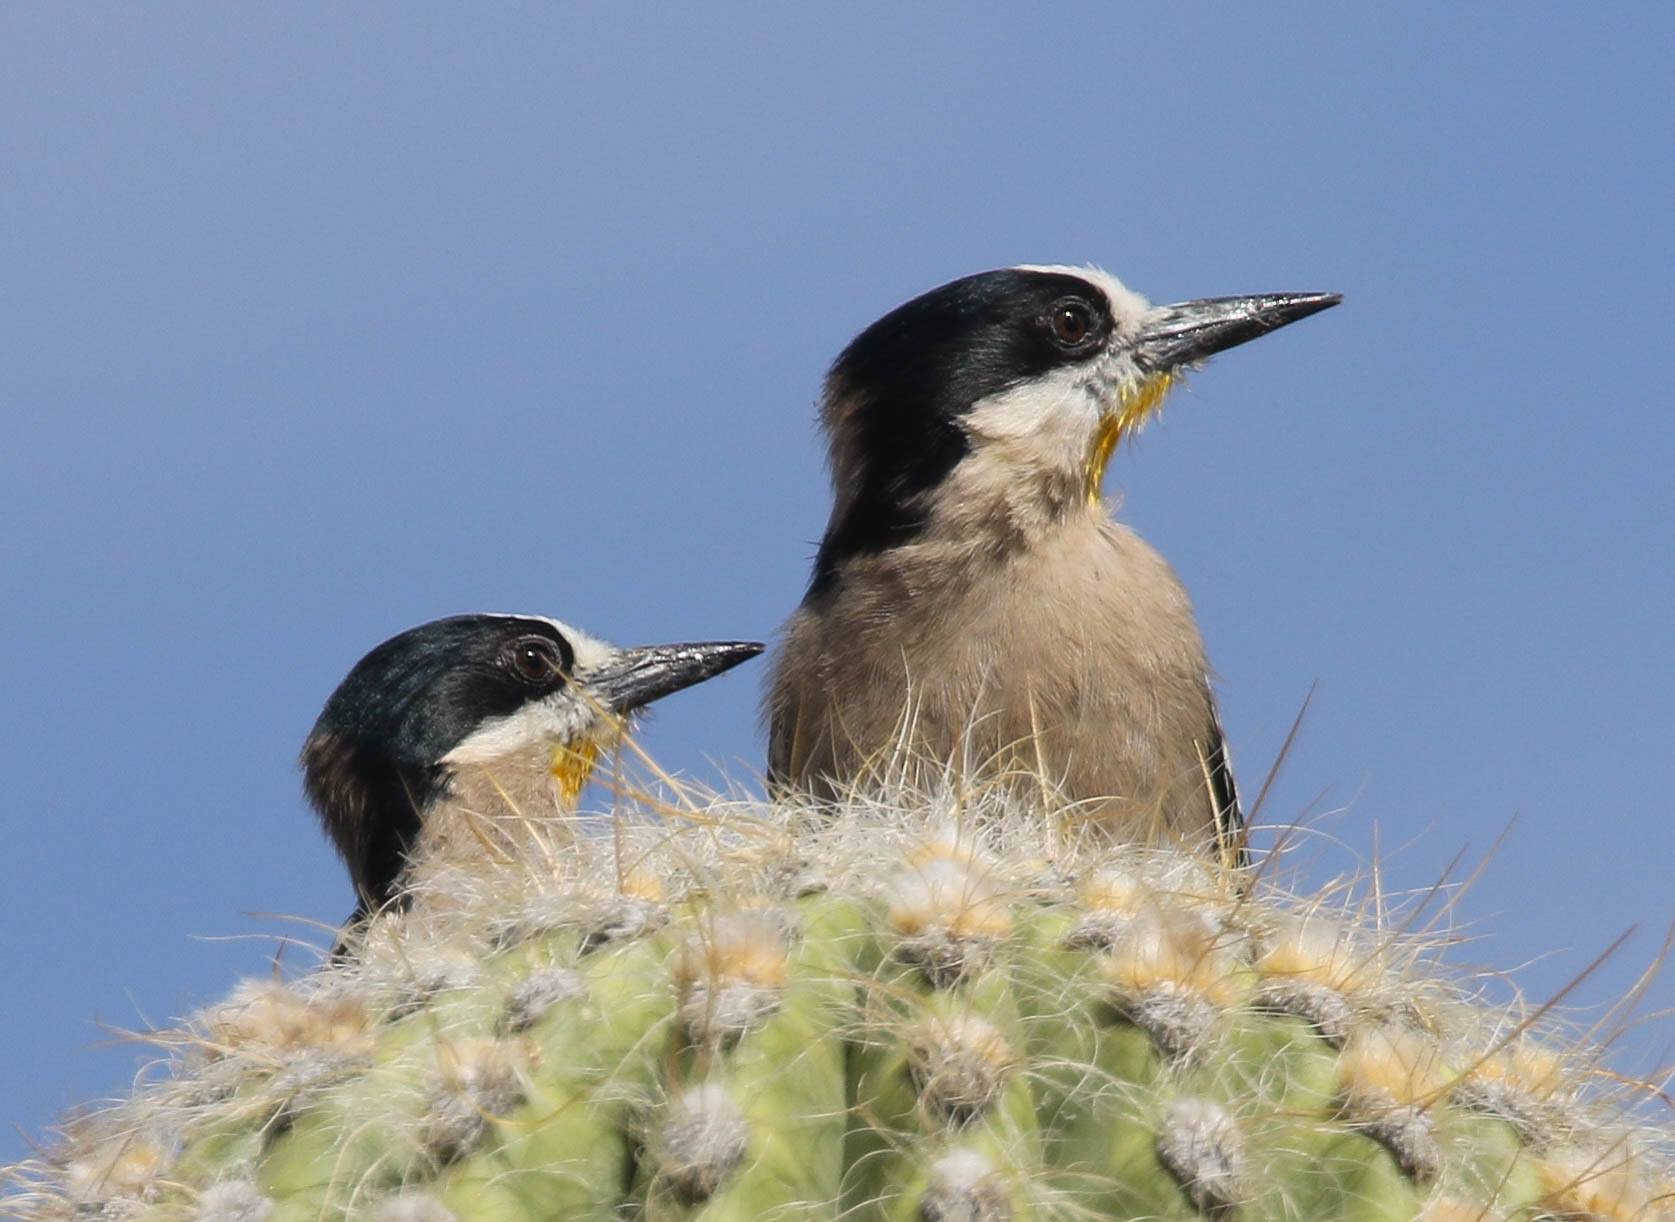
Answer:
3 8 1673 1159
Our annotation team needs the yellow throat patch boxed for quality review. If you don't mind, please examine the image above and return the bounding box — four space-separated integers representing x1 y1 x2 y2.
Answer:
1085 372 1177 504
550 738 604 807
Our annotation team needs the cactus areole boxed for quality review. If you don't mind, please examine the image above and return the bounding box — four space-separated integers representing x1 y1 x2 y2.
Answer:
3 781 1670 1221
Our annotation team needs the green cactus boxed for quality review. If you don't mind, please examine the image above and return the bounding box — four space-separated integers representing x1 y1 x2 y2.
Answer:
4 782 1671 1221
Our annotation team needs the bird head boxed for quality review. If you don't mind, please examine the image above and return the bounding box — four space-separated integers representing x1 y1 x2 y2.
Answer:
301 614 761 909
810 266 1339 590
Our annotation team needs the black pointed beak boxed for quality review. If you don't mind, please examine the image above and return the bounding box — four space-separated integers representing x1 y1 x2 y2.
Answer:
1132 292 1341 374
585 640 764 714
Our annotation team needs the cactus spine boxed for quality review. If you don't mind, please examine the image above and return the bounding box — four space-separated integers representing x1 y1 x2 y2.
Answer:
3 783 1671 1220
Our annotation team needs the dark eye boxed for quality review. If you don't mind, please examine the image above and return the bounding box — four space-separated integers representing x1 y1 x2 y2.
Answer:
503 635 568 685
1049 300 1096 348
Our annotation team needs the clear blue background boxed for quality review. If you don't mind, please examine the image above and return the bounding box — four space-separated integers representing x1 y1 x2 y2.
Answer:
4 7 1673 1160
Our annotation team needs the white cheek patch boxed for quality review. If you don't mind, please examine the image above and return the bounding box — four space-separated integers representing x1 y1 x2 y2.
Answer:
963 366 1102 469
959 345 1161 488
440 693 601 767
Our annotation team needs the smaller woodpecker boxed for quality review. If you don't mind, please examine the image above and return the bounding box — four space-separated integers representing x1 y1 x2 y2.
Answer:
302 614 761 924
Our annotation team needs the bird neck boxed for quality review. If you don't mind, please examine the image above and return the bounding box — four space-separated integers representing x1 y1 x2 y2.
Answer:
807 376 1160 601
403 748 594 900
302 729 439 915
924 443 1098 554
803 445 1113 609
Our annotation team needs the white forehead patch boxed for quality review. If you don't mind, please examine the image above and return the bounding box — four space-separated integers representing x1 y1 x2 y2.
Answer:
541 618 617 675
1014 263 1154 331
475 612 619 674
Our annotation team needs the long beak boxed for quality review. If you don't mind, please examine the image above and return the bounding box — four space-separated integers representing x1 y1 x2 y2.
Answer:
585 640 764 714
1132 292 1341 373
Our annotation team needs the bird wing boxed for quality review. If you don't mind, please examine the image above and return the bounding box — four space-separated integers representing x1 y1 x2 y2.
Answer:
1199 684 1248 870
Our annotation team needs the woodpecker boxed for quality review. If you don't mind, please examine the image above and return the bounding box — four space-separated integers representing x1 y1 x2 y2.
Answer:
303 614 761 923
767 265 1339 859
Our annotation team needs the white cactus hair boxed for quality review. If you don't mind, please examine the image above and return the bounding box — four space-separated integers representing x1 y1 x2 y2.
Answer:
3 743 1674 1220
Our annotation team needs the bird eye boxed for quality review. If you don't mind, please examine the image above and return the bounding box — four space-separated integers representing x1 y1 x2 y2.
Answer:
503 635 568 685
1049 300 1096 348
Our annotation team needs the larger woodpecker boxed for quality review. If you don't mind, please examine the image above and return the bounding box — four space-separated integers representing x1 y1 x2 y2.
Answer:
303 614 760 924
766 266 1339 859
